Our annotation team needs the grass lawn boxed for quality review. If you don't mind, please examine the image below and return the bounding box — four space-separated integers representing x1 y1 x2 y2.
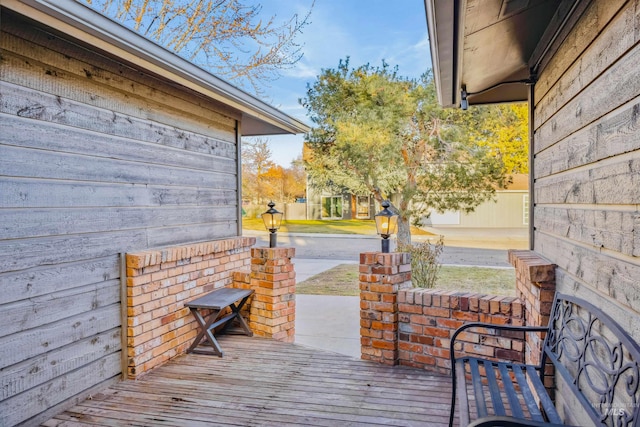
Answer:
296 263 515 297
242 218 433 236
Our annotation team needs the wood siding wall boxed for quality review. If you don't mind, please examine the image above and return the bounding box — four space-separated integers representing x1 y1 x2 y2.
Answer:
533 1 640 420
0 11 241 426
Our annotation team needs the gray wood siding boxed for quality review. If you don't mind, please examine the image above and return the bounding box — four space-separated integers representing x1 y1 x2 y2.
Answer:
0 10 241 426
533 0 640 325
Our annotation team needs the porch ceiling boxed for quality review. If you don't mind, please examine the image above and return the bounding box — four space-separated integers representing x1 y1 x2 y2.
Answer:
425 0 576 108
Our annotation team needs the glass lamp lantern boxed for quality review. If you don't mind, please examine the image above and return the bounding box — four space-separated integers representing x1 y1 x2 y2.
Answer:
374 200 398 253
261 201 283 248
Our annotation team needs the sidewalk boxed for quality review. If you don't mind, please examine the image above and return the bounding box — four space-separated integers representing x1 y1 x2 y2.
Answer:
293 258 361 358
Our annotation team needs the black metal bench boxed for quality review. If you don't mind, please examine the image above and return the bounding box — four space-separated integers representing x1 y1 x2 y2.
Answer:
185 287 253 357
449 293 640 427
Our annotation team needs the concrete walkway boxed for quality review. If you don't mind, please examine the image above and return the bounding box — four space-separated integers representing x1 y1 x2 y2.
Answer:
293 258 361 358
295 294 361 358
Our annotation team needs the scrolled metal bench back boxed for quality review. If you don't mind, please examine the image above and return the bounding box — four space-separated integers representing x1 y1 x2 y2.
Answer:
544 293 640 427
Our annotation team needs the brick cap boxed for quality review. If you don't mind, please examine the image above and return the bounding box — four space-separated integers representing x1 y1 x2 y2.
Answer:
126 237 256 268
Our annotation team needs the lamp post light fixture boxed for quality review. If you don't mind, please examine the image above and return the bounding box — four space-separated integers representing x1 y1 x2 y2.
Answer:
261 201 283 248
374 200 398 253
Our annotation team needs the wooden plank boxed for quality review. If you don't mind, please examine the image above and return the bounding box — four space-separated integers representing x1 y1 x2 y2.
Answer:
0 328 120 400
0 353 121 427
1 206 237 240
534 155 640 205
0 255 119 305
535 100 640 179
0 229 148 273
534 31 640 153
0 305 120 370
535 0 630 123
1 17 240 128
147 222 238 248
0 144 237 189
0 81 236 157
0 282 120 339
0 30 238 140
1 113 237 174
535 232 640 314
0 177 237 208
47 336 453 426
535 206 639 257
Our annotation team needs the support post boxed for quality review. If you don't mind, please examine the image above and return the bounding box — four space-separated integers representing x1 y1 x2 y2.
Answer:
359 251 411 365
248 247 296 342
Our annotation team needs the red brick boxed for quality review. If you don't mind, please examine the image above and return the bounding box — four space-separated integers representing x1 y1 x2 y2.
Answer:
423 307 450 318
452 311 479 321
423 326 450 338
413 353 436 366
436 318 464 330
372 339 396 350
399 303 422 314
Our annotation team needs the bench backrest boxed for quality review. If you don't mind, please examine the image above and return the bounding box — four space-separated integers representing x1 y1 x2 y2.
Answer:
543 293 640 427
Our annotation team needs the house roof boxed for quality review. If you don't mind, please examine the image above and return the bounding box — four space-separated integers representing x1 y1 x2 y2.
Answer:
424 0 582 108
4 0 310 136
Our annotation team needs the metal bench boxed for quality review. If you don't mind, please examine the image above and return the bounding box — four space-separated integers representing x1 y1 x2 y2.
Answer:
185 287 254 357
449 293 640 427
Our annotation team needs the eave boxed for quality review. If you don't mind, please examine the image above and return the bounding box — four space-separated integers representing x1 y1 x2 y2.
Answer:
424 0 582 108
3 0 310 136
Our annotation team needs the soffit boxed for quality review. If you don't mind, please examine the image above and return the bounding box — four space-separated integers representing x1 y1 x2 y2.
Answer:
425 0 565 108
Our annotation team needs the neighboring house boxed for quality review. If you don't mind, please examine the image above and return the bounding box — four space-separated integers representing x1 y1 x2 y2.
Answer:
307 174 528 227
426 0 640 425
427 174 529 228
306 187 375 220
0 0 307 425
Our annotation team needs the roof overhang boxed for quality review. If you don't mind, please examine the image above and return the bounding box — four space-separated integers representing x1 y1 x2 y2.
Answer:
425 0 582 108
3 0 310 136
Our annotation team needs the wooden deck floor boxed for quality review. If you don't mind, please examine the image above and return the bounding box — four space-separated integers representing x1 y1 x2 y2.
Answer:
43 335 453 426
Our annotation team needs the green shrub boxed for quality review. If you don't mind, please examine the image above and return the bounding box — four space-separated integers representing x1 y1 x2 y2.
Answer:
397 236 444 288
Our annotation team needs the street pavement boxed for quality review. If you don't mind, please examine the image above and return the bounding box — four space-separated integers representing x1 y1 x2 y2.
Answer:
245 228 528 268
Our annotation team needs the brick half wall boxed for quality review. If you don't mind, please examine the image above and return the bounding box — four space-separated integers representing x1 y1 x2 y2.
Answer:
125 237 255 378
398 289 524 375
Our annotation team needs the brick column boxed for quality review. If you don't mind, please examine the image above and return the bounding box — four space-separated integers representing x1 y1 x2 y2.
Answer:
248 247 296 342
360 252 412 365
509 249 556 394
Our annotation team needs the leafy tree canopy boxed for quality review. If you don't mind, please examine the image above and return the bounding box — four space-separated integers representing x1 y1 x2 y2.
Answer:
301 59 520 244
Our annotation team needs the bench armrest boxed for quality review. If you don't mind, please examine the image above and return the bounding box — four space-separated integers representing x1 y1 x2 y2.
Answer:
467 415 570 427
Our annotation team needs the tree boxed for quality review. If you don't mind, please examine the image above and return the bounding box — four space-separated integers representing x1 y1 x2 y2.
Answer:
301 59 510 245
81 0 313 94
242 140 306 206
466 104 529 175
242 137 274 205
284 156 307 201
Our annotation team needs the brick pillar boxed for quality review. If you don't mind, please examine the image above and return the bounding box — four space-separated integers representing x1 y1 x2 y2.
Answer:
360 252 412 365
509 249 556 393
248 247 296 342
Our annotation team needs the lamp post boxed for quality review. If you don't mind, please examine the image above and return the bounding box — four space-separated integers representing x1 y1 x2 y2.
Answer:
261 201 283 248
374 200 398 253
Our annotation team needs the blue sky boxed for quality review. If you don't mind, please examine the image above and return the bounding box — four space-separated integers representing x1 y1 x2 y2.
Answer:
251 0 432 166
